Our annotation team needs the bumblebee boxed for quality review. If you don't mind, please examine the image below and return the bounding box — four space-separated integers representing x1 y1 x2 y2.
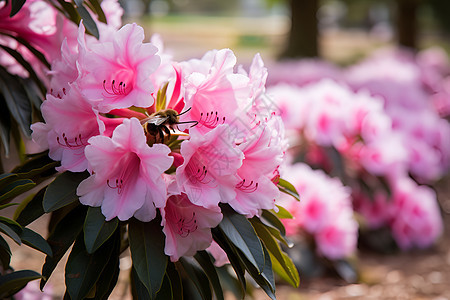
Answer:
141 108 196 144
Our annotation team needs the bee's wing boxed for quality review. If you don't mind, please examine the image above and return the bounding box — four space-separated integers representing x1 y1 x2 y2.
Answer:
144 115 169 126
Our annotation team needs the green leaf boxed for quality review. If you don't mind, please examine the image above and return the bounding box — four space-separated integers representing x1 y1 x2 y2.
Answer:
251 218 299 287
20 228 53 256
131 266 151 300
216 266 243 300
165 262 183 300
86 0 107 23
12 151 57 177
0 270 41 298
154 273 173 300
261 209 286 236
0 235 11 269
0 179 35 204
0 203 19 210
54 0 81 25
239 245 276 300
274 205 293 219
65 230 119 300
129 218 167 299
0 173 18 191
277 178 300 201
15 186 46 226
333 259 358 283
0 94 11 156
218 206 265 273
43 171 88 212
211 228 246 295
179 257 212 300
93 230 120 300
194 251 224 300
74 1 100 39
83 207 118 254
9 0 26 17
41 205 87 289
0 222 22 245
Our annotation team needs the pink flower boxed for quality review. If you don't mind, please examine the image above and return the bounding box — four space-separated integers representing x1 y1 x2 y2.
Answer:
77 118 173 221
229 119 283 217
162 183 222 261
389 177 443 250
31 85 113 172
207 241 229 267
315 209 358 259
179 49 251 134
176 125 243 208
78 23 160 113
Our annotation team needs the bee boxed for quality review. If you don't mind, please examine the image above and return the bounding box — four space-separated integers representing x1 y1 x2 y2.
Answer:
141 108 196 144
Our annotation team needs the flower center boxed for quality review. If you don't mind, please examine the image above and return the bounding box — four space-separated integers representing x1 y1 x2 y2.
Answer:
56 133 88 149
186 158 210 184
176 212 198 237
197 111 225 129
236 179 258 193
106 153 140 195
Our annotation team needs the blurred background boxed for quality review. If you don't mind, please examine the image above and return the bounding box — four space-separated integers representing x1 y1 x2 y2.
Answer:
120 0 450 63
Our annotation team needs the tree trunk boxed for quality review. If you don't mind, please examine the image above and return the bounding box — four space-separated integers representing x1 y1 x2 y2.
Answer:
280 0 319 59
396 0 419 50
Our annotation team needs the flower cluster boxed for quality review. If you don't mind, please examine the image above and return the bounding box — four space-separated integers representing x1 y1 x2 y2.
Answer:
31 23 286 261
268 73 445 250
280 163 358 260
0 0 123 82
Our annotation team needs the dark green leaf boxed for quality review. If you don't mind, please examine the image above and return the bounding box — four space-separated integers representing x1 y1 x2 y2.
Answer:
83 207 118 254
129 218 167 299
277 178 300 201
251 218 299 287
216 266 243 300
165 262 183 300
211 228 246 295
0 178 35 204
15 186 46 226
41 205 87 289
87 0 106 23
54 0 81 24
239 245 275 300
333 259 358 283
261 209 286 236
0 94 11 156
94 229 120 300
43 171 88 212
0 270 41 298
0 173 18 191
194 251 224 300
179 257 212 300
218 206 265 273
0 235 11 269
9 0 26 17
65 230 118 300
131 266 151 300
74 2 100 39
12 151 56 176
0 216 21 228
154 274 173 300
0 203 19 210
0 222 21 245
20 228 53 256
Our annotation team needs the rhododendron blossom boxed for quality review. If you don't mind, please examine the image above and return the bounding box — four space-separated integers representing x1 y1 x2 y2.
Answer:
31 23 288 261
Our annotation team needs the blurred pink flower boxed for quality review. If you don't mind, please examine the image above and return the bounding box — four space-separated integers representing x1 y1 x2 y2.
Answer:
207 241 229 267
390 177 443 250
77 118 173 221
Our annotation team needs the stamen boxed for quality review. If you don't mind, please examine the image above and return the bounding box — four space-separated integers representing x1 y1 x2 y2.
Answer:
107 179 124 194
103 79 128 97
197 111 225 128
177 212 198 237
236 179 258 193
187 161 210 184
56 133 88 149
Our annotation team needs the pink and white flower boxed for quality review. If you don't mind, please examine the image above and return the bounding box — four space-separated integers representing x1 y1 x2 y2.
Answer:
77 118 173 221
